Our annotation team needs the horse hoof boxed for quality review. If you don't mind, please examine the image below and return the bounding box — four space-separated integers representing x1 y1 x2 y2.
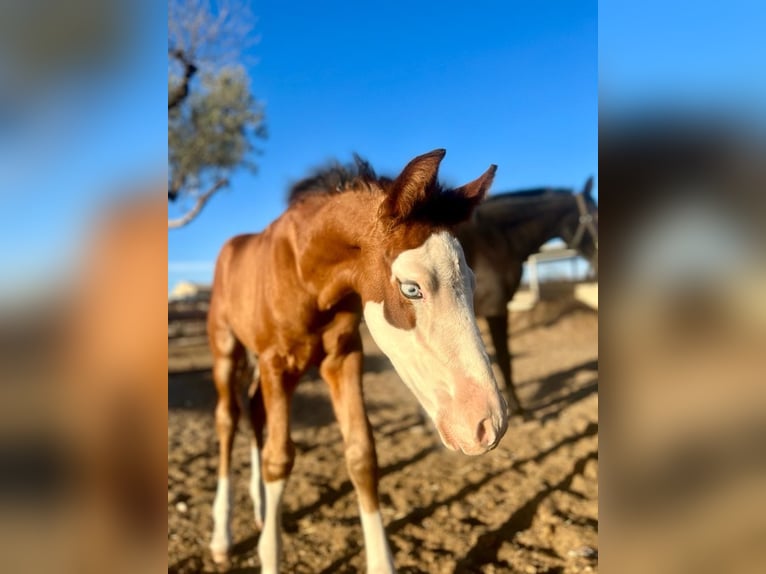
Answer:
210 546 230 565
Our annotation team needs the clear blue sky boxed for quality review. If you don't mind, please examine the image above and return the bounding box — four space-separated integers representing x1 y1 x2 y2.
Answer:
600 0 766 118
0 0 167 301
168 1 598 287
1 1 761 297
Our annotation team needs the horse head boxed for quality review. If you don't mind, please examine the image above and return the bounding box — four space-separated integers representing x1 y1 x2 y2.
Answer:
561 176 598 272
358 150 509 455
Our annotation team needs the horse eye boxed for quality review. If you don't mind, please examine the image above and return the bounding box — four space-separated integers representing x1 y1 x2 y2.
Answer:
399 281 423 300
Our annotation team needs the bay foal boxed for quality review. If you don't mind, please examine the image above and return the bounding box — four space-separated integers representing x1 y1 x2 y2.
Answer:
206 150 509 572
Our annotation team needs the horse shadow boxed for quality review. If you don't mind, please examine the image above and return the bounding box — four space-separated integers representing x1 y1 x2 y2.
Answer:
311 421 599 574
168 347 395 425
168 356 598 572
521 359 598 412
168 368 388 432
453 448 598 573
168 368 217 411
168 368 340 430
206 421 440 573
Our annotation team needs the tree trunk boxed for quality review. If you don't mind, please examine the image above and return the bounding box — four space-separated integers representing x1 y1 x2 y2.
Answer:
168 178 228 229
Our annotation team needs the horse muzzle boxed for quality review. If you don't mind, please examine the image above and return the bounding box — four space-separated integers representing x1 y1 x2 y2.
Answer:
435 386 509 455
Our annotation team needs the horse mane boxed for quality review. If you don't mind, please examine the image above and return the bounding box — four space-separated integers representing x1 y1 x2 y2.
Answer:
287 153 484 227
287 155 390 205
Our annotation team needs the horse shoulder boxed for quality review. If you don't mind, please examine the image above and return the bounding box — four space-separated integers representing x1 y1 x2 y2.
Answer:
291 200 362 311
242 220 322 366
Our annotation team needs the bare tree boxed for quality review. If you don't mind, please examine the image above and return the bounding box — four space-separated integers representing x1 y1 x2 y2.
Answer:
168 0 266 228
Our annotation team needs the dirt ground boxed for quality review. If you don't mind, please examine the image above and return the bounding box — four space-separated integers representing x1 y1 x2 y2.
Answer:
168 297 598 573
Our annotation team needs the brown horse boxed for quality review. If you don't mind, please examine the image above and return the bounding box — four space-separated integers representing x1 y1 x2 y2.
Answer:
206 149 509 572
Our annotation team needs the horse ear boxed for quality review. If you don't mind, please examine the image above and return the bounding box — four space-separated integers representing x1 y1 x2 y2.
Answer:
454 164 497 204
432 164 496 226
382 149 446 221
581 176 594 198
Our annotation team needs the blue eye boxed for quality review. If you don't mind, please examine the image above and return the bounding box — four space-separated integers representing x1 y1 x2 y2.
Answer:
399 281 423 300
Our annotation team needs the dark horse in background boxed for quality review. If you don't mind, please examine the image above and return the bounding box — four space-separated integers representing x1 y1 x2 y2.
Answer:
456 177 598 417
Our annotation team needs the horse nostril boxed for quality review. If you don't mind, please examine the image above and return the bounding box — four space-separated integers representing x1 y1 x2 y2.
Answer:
476 417 495 447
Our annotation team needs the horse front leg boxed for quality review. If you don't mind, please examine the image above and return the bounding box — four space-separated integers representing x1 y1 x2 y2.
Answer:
208 339 243 564
321 328 396 574
486 313 526 417
258 354 298 574
247 369 266 529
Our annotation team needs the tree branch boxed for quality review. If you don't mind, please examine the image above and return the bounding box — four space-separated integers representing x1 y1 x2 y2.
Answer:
168 178 228 229
168 171 186 202
168 48 198 111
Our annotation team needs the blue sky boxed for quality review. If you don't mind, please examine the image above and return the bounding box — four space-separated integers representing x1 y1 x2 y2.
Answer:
600 0 766 118
0 0 167 301
1 1 761 297
168 1 598 287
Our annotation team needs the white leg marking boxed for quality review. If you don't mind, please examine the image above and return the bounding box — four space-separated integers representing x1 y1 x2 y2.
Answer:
258 479 286 574
360 508 396 574
250 441 264 528
209 476 232 563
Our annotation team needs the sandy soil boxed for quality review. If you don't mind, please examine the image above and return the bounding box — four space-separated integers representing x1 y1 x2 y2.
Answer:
168 298 598 573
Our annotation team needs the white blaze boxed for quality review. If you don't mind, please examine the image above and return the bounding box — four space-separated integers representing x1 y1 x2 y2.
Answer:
363 231 497 423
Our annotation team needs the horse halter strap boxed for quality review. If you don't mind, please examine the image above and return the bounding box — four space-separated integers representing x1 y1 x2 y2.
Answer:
571 193 598 251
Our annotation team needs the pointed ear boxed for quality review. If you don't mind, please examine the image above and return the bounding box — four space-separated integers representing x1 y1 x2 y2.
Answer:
381 149 446 221
433 164 497 226
581 176 594 198
454 164 496 205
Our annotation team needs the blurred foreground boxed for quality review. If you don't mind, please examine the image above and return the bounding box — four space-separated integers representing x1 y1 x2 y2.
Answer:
0 193 167 573
601 114 766 574
0 0 165 570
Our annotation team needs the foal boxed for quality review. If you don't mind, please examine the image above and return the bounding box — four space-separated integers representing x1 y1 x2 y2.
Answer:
206 149 508 573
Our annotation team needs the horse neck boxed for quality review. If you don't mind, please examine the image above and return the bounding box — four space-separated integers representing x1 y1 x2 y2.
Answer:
293 192 378 309
504 199 576 258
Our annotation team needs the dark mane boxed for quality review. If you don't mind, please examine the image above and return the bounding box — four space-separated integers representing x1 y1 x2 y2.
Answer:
287 153 487 227
287 155 386 204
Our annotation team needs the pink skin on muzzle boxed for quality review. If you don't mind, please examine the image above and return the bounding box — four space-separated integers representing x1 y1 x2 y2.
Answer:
434 378 509 455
